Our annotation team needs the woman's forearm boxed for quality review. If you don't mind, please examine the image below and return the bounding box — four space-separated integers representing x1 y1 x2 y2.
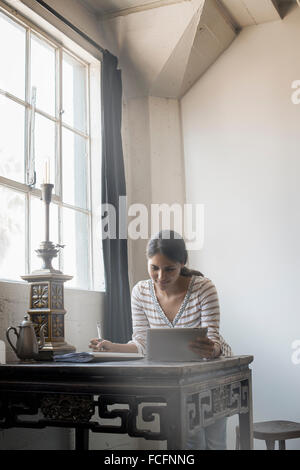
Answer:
89 338 139 353
213 342 222 358
108 342 138 353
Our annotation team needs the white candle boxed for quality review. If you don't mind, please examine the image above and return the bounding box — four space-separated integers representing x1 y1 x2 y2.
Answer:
47 159 50 183
43 161 46 184
43 159 50 184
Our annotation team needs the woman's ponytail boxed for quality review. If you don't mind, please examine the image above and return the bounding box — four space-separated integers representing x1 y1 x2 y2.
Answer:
180 266 203 277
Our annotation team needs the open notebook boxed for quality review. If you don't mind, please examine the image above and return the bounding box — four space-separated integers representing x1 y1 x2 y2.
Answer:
53 352 144 362
90 352 144 362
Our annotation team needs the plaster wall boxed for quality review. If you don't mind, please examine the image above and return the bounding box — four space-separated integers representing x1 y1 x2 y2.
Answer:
181 4 300 449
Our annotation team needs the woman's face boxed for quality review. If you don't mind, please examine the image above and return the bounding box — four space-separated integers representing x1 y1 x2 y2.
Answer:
148 252 183 290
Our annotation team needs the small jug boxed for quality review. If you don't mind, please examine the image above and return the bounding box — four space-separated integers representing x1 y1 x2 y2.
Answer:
6 315 46 360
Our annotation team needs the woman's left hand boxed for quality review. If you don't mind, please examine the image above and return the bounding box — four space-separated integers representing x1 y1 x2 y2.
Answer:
189 336 218 359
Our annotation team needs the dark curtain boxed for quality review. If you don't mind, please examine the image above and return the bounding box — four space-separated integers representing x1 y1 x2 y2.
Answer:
101 51 132 343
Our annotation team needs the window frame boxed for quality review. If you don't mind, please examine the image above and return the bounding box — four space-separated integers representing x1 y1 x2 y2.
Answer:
0 1 103 292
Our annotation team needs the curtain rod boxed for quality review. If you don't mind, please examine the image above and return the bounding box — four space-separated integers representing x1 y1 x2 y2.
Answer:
35 0 106 54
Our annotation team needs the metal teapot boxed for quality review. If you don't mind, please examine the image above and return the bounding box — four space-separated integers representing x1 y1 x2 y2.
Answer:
6 315 46 360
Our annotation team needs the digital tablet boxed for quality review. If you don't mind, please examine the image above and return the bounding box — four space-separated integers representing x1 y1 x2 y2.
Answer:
146 327 208 362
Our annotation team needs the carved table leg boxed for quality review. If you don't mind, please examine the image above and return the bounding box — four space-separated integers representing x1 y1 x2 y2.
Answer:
75 428 89 451
239 412 252 450
238 376 253 450
165 391 186 450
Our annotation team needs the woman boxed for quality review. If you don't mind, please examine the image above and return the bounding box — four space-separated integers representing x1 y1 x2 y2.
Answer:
89 230 232 449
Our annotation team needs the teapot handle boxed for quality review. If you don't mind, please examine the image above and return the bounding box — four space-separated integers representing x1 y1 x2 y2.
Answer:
6 327 19 355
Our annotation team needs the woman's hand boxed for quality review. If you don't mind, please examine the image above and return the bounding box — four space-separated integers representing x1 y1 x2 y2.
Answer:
89 338 115 352
189 336 219 359
89 339 139 354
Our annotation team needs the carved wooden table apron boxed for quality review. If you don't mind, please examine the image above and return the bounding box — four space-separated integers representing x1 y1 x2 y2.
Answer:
0 355 253 450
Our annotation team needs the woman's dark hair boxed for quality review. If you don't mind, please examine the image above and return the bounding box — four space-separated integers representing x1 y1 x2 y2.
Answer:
146 230 203 277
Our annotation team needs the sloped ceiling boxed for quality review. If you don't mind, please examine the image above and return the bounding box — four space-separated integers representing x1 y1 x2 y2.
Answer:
79 0 286 20
83 0 285 98
99 0 203 97
79 0 194 17
219 0 282 27
151 0 236 97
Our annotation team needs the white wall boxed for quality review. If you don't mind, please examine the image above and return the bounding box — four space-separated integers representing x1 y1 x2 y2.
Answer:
122 96 152 288
181 4 300 450
149 97 185 206
123 96 186 288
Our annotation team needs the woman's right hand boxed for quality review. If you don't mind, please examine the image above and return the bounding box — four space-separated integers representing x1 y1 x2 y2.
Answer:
89 338 115 352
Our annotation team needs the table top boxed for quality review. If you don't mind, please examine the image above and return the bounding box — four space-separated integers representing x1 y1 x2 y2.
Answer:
0 355 253 379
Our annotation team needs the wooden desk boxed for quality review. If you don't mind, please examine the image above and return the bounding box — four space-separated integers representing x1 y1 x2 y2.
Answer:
0 355 253 450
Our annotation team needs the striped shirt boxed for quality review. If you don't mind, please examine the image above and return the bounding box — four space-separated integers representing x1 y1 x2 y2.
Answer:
128 275 233 357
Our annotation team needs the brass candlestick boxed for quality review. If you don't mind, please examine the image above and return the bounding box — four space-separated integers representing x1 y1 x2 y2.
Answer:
21 183 76 360
35 184 61 273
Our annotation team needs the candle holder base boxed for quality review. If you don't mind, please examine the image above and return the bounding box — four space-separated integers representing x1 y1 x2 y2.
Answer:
21 272 76 361
35 241 61 272
35 341 76 361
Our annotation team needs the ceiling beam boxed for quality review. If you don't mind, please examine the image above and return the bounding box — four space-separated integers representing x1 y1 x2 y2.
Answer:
99 0 193 20
218 0 281 26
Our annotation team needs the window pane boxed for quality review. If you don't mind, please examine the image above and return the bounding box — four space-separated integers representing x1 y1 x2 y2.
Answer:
0 186 25 280
30 196 59 272
62 207 89 289
0 96 25 183
62 53 87 132
31 34 56 116
62 128 87 208
34 114 56 189
0 12 26 99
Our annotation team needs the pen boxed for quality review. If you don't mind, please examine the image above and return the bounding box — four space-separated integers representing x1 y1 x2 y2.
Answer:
96 321 102 342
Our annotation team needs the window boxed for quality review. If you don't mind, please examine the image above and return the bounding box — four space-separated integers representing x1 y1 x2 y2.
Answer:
0 5 104 291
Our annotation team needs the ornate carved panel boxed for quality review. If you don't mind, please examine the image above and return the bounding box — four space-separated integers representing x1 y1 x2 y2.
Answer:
241 379 249 409
187 380 249 431
31 284 49 309
30 313 49 338
0 393 40 425
23 273 75 354
0 377 252 448
51 283 64 310
41 394 94 423
51 314 64 338
91 395 168 440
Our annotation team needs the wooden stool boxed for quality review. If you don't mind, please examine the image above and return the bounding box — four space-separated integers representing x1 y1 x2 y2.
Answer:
236 421 300 450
